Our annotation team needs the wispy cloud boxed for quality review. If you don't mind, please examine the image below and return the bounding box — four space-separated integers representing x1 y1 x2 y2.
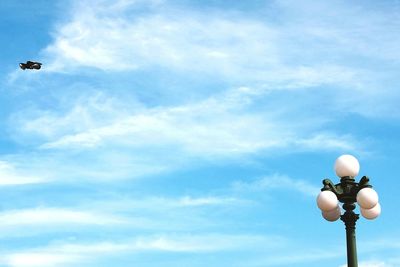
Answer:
293 133 357 152
0 207 126 226
176 196 240 207
0 161 47 186
35 0 400 121
42 0 367 91
6 83 363 184
5 252 80 267
14 87 360 156
84 194 247 214
232 173 320 197
2 233 286 267
9 91 141 141
45 2 280 76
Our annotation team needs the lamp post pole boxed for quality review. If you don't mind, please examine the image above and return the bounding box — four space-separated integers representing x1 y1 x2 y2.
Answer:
317 155 381 267
341 199 359 267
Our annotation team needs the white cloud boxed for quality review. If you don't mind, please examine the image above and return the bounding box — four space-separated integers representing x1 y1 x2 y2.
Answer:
0 207 125 226
21 87 358 158
6 85 362 185
45 2 279 74
0 192 250 238
177 196 239 207
107 195 247 209
0 161 47 185
41 0 366 91
232 173 320 197
131 234 272 252
11 91 141 140
35 0 400 121
3 234 285 266
6 252 81 267
293 133 357 152
86 195 248 215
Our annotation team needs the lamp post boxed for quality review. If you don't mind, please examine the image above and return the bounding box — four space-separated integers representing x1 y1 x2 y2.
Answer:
316 155 381 267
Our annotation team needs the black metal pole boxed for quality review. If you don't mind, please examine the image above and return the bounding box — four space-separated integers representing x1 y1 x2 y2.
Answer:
341 203 359 267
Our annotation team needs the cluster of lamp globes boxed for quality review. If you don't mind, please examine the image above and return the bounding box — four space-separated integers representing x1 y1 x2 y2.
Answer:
317 155 381 222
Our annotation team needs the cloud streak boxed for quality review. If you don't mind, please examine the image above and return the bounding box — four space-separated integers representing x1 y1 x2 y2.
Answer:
0 207 126 227
2 233 286 267
42 0 368 92
232 173 320 197
0 161 47 186
15 87 360 156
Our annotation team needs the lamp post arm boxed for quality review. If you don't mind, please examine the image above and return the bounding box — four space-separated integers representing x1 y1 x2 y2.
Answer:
358 176 372 189
322 179 341 195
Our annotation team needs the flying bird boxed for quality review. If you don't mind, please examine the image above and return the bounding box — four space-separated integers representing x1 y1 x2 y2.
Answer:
20 61 42 70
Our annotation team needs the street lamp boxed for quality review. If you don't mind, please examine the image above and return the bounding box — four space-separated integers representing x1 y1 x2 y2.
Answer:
316 155 381 267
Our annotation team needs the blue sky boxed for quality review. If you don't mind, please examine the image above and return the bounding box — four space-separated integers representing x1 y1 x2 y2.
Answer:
0 0 399 266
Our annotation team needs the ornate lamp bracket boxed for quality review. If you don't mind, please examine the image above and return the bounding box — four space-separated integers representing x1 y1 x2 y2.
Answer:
322 178 341 195
358 176 372 190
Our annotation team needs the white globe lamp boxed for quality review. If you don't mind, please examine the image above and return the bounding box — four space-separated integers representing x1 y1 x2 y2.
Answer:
360 203 381 220
317 190 338 211
357 188 379 209
334 155 360 178
322 206 341 222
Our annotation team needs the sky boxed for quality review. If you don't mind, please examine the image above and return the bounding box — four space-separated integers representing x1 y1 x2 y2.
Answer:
0 0 399 266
